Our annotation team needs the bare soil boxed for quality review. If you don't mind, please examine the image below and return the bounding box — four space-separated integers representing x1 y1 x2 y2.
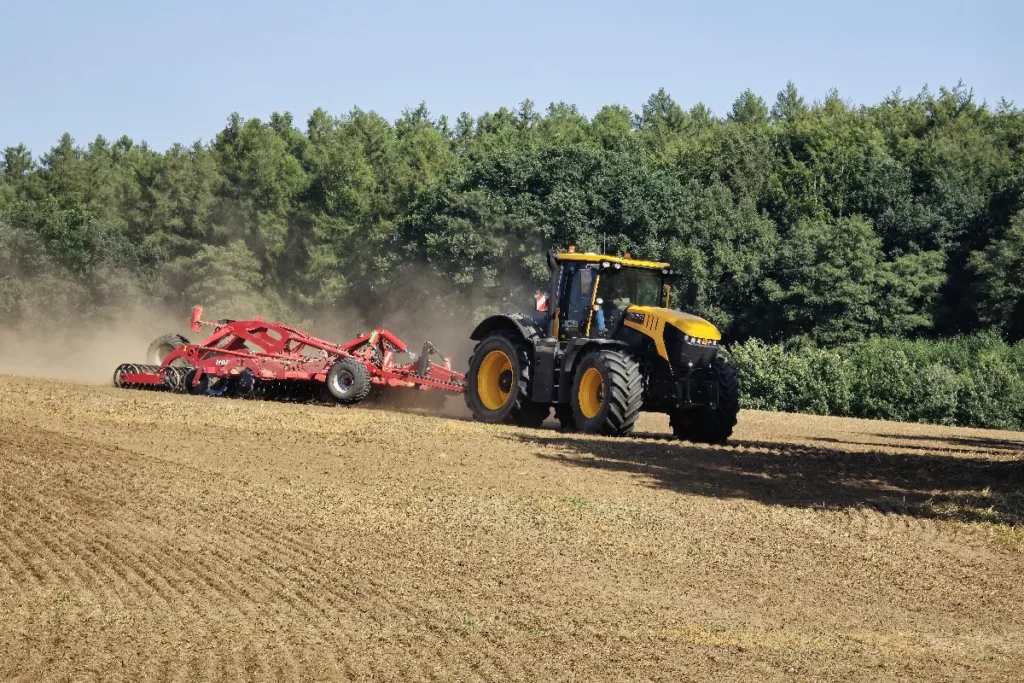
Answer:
1 375 1022 682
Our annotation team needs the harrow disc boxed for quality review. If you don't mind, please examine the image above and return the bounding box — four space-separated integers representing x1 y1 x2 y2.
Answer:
230 370 256 398
162 366 192 393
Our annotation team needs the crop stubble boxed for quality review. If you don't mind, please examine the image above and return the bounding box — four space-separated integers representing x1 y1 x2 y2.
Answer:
0 375 1022 682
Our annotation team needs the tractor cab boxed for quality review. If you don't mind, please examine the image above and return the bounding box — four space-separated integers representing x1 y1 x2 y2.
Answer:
547 252 674 341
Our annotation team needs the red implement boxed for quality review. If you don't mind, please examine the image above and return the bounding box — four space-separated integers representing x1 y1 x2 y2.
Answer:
113 306 465 405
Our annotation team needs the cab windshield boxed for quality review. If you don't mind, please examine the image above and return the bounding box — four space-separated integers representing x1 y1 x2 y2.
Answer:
596 268 665 309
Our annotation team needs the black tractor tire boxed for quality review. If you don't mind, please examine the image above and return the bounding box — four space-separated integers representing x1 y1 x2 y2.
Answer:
670 356 740 444
570 349 642 437
326 357 372 405
465 330 544 425
147 333 190 365
554 404 578 432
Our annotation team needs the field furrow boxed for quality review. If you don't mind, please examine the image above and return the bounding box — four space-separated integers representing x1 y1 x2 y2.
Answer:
0 375 1021 681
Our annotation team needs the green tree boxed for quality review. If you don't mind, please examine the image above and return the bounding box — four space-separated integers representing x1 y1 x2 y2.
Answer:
771 81 808 122
767 215 885 345
970 209 1024 339
591 105 633 149
729 89 769 124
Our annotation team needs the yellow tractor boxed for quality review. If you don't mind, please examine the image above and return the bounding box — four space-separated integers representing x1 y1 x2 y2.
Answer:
464 249 740 442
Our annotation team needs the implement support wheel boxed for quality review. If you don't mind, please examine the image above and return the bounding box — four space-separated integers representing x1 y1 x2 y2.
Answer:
326 357 372 405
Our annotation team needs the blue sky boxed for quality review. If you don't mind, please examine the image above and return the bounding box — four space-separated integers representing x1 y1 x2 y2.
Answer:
2 0 1020 155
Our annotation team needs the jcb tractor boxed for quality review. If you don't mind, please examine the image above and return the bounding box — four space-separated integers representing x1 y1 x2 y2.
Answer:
464 249 740 442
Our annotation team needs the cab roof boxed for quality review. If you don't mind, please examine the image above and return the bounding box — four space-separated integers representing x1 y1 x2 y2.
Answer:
555 252 670 270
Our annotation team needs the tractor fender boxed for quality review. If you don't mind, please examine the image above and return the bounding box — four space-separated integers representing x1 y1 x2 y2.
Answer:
469 314 546 344
557 338 631 404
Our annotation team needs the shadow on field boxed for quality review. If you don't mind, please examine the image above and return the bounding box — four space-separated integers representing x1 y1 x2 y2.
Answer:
809 435 1024 456
870 433 1024 454
513 433 1024 526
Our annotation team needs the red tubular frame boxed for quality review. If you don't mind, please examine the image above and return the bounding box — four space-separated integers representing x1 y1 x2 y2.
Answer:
120 306 465 396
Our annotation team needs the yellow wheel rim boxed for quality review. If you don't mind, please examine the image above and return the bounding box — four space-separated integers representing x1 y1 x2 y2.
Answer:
477 350 513 410
577 366 604 419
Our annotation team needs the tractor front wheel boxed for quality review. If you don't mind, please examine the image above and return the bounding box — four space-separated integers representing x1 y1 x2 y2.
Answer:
670 356 740 444
571 349 642 436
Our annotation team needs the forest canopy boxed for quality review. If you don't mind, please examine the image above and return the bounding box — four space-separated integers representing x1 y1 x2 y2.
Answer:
2 81 1023 347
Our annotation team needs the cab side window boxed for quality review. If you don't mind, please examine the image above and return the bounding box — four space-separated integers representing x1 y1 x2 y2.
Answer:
561 266 596 338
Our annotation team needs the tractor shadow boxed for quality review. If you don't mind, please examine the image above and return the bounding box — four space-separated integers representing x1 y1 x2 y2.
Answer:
510 432 1024 526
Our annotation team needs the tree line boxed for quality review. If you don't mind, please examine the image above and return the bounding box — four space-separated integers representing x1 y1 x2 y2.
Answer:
1 81 1023 426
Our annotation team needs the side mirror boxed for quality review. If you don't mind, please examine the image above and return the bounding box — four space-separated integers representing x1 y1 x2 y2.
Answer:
685 281 698 308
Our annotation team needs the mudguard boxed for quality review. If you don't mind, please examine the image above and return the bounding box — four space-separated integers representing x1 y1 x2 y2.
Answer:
469 314 547 343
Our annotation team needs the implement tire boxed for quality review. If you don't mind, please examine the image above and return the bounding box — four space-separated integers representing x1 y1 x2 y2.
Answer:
465 330 546 426
570 349 642 437
326 358 372 405
671 356 740 444
147 334 190 365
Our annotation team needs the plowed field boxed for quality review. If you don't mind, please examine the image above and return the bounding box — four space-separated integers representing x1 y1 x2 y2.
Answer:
1 375 1022 681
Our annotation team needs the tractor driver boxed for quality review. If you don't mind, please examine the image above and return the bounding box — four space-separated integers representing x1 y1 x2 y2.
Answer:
593 274 631 336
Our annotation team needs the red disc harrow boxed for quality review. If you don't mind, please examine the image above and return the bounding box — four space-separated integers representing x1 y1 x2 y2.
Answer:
113 306 465 405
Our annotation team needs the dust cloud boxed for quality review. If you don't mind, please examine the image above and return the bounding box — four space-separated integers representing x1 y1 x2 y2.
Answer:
0 305 191 384
0 264 545 424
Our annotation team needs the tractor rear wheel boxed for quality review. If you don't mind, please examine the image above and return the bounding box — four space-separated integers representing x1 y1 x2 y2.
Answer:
571 349 642 436
670 356 740 444
465 331 542 425
326 358 372 405
147 334 190 365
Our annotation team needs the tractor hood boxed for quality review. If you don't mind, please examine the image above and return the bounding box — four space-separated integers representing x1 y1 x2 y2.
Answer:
627 306 722 341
